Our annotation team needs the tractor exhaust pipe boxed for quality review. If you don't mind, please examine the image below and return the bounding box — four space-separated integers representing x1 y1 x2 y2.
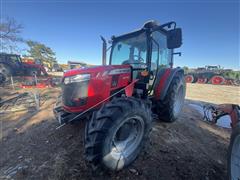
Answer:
101 36 107 65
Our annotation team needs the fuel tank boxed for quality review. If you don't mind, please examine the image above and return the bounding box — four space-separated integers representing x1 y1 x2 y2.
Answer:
62 65 131 113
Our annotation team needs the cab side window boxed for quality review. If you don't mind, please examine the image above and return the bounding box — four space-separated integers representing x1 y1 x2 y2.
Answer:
151 31 171 68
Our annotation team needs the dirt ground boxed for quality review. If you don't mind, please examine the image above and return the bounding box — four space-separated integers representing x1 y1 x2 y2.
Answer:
0 83 238 180
186 83 240 105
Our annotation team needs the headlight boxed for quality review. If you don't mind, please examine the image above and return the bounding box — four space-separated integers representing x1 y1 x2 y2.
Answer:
64 74 90 84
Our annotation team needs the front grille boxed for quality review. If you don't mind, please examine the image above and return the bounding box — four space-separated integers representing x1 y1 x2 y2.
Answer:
62 81 89 107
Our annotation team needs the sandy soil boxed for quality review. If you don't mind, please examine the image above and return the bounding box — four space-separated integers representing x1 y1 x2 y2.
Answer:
186 83 240 104
0 83 237 180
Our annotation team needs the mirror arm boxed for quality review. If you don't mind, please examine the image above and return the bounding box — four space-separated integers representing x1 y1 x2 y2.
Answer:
159 21 176 30
173 52 182 56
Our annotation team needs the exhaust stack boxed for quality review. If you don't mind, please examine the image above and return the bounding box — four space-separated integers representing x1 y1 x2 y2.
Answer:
101 36 107 65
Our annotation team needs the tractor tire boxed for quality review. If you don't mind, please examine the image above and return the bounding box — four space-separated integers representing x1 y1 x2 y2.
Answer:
211 75 225 85
84 97 152 171
185 74 195 83
227 122 240 180
0 64 12 83
155 73 186 122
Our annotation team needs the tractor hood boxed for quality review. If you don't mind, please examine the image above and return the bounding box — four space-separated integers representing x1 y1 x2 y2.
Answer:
62 64 132 113
64 65 131 77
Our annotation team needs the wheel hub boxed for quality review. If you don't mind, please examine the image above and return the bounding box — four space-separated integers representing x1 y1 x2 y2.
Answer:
111 116 144 158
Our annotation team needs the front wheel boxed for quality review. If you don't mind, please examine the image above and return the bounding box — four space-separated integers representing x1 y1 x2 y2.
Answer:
84 97 152 171
228 122 240 180
211 75 225 85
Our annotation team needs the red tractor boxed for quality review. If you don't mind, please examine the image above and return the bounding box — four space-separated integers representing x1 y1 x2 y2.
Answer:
54 21 186 171
0 53 48 84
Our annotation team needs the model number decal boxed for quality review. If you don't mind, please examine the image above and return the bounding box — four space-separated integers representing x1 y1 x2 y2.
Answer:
109 68 131 75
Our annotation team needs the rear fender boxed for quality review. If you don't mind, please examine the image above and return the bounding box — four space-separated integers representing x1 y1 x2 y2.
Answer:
154 67 184 100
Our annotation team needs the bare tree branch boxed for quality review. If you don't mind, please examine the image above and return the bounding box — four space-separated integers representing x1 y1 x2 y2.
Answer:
0 17 24 53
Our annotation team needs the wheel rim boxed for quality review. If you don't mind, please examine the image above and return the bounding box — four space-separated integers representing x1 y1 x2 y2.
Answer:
185 75 194 83
212 76 224 85
103 115 144 169
231 134 240 179
112 115 144 157
173 85 184 116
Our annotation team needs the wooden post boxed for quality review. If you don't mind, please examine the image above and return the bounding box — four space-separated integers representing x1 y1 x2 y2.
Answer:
10 76 15 90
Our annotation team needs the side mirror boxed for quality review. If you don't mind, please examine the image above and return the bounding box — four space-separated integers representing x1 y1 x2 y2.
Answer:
167 28 182 49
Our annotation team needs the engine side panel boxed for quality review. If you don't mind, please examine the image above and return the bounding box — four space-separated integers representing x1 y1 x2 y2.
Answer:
63 65 131 113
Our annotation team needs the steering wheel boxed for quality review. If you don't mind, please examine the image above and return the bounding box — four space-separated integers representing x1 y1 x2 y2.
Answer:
122 56 145 65
133 55 144 62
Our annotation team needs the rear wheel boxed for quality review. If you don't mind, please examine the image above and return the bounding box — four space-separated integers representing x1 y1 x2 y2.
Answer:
228 123 240 180
185 74 195 83
211 75 225 85
155 73 186 122
84 97 152 171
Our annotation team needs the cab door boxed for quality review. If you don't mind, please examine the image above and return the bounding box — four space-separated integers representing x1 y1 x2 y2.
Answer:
148 31 172 94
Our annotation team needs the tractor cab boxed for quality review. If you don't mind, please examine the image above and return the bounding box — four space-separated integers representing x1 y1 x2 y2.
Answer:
108 21 182 96
205 65 221 71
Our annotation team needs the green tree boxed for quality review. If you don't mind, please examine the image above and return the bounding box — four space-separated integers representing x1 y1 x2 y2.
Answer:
235 72 240 80
26 40 57 64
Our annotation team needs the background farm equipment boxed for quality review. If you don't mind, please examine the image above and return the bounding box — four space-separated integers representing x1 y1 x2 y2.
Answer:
0 53 63 88
67 61 88 70
185 65 239 85
0 53 48 84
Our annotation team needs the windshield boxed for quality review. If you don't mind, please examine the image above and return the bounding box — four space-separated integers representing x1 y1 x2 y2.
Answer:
110 32 147 65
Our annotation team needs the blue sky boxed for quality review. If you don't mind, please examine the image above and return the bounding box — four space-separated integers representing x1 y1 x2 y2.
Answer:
2 0 239 69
